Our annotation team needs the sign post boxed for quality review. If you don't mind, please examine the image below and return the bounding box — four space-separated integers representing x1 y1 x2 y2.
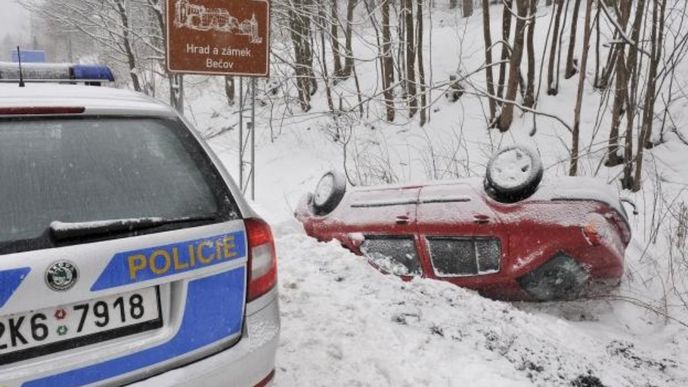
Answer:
166 0 270 200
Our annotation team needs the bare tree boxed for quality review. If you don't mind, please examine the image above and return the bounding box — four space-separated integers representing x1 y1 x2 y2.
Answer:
570 0 594 176
605 0 631 167
383 0 396 121
19 0 149 92
288 0 317 111
498 0 528 131
403 0 418 117
330 0 344 77
564 0 583 78
463 0 474 17
481 0 497 120
547 0 565 95
524 0 537 108
621 0 648 189
633 0 667 191
341 0 357 78
497 0 514 100
417 0 428 125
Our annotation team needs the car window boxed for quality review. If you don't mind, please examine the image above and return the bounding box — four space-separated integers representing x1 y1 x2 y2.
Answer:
361 236 421 276
428 237 501 276
0 116 239 254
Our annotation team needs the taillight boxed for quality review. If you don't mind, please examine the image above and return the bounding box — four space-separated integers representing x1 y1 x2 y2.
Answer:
582 223 601 246
245 218 277 301
582 213 608 246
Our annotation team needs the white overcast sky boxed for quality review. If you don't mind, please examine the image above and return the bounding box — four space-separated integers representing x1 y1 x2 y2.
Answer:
0 0 30 40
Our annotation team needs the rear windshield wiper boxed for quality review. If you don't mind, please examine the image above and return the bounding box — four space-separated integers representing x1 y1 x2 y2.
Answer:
49 215 218 241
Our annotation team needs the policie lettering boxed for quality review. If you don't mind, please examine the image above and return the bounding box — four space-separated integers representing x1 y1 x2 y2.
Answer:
91 232 247 291
128 235 237 280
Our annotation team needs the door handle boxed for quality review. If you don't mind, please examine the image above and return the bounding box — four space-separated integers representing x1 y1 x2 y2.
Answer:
395 215 410 224
473 214 490 224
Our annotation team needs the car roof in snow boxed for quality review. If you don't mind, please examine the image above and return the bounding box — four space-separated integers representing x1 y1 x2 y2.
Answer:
0 83 175 117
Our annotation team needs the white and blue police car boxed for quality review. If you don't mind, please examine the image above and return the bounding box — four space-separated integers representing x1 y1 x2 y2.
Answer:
0 63 279 386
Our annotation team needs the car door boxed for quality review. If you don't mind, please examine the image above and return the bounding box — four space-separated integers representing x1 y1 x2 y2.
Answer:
416 181 506 279
416 181 499 236
338 186 423 277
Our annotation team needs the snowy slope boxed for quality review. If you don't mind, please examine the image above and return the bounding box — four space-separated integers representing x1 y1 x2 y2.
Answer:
272 230 686 387
174 1 688 385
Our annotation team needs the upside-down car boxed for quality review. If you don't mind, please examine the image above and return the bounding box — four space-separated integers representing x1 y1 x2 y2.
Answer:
295 146 632 301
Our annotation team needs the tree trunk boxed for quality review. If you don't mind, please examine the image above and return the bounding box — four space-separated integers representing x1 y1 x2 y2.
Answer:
523 0 537 108
330 0 343 77
632 0 666 192
497 0 513 100
593 6 601 88
403 0 418 117
497 0 528 131
382 0 396 122
606 51 626 167
605 0 631 167
547 0 564 95
225 76 235 106
621 0 647 190
462 0 473 17
417 0 428 125
147 0 181 110
289 0 316 111
481 0 497 120
169 74 184 113
341 0 356 77
570 0 594 176
319 6 335 112
564 0 583 79
114 0 141 92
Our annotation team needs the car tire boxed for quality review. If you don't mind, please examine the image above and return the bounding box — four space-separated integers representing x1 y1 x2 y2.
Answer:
484 145 543 203
312 170 347 216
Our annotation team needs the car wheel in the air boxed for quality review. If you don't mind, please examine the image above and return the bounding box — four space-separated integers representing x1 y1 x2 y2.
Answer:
484 145 543 203
312 170 347 216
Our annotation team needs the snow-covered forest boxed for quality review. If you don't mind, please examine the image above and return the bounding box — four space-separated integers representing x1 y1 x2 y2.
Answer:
7 0 688 385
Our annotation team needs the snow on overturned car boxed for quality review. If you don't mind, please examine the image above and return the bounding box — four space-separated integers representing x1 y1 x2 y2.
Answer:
295 146 632 301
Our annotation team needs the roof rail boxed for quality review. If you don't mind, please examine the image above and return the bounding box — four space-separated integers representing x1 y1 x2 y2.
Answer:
0 63 115 85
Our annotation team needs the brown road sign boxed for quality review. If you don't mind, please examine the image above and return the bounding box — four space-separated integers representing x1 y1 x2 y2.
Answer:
166 0 270 77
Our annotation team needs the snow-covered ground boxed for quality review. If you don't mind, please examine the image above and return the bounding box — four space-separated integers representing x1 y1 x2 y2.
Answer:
175 2 688 385
273 233 686 387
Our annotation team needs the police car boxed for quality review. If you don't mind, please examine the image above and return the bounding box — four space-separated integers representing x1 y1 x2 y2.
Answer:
0 63 279 386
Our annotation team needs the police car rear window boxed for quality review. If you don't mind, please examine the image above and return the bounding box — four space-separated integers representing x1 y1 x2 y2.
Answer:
0 116 238 253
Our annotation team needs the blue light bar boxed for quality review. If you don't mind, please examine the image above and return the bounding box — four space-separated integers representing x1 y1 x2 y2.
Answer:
0 62 115 84
72 65 115 82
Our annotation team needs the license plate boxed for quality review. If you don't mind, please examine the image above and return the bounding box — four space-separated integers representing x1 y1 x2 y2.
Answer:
0 287 162 365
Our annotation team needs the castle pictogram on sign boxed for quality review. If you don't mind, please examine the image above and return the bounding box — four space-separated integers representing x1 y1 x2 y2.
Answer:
174 0 263 44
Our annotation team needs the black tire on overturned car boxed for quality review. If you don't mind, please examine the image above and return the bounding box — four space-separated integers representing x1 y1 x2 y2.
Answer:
312 170 347 216
484 145 544 203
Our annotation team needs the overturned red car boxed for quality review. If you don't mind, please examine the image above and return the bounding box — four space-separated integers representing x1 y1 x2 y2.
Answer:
295 146 633 301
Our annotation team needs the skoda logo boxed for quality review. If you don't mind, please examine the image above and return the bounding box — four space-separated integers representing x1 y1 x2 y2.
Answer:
45 261 79 292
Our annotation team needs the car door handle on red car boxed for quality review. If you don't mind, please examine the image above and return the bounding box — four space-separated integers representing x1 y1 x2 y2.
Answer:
396 215 410 224
473 214 490 224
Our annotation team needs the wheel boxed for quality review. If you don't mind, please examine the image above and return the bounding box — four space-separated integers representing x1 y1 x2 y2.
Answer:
312 170 347 216
484 145 543 203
